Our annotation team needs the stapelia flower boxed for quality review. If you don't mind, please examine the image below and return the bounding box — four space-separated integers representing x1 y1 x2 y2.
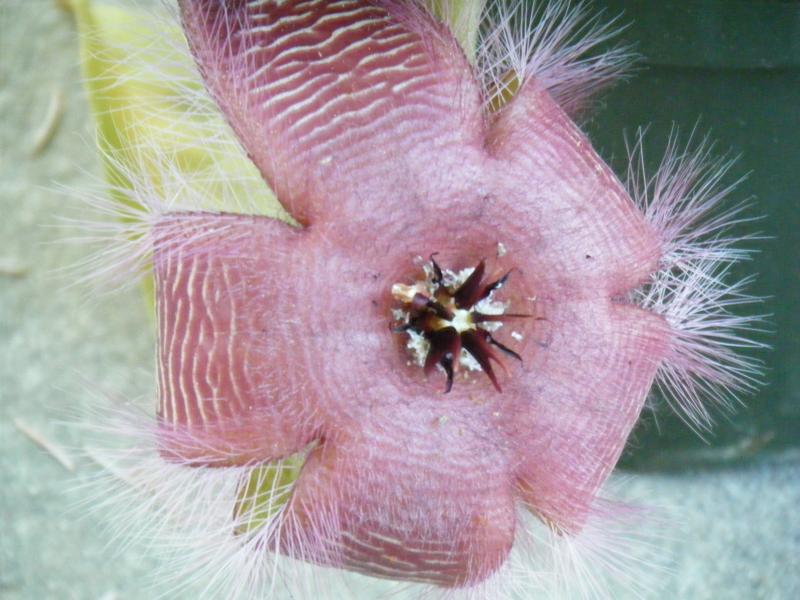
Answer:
81 1 761 598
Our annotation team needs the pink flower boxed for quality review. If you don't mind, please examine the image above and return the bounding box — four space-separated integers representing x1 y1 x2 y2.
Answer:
84 1 761 597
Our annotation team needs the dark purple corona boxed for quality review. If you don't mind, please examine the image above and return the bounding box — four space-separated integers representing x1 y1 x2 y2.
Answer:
392 256 530 392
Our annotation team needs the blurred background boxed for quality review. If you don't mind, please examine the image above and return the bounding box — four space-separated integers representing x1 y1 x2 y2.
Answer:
1 1 798 598
590 0 800 471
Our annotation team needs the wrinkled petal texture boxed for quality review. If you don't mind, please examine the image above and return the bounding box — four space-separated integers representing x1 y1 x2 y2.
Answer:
157 0 672 587
179 0 484 225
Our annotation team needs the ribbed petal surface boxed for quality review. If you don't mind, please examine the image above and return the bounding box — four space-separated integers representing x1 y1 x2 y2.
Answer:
152 210 537 463
153 214 321 464
179 0 661 298
506 300 670 530
279 410 516 586
179 0 484 224
487 82 662 297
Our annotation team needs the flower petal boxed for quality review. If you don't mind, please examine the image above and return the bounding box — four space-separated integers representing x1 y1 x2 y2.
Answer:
178 0 484 224
505 299 670 531
487 82 662 297
153 213 321 464
276 410 517 587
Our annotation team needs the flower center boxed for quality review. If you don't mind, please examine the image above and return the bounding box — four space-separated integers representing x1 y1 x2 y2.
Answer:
391 255 529 393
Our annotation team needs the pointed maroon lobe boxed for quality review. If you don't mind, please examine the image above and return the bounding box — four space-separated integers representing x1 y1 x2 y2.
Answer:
154 0 671 587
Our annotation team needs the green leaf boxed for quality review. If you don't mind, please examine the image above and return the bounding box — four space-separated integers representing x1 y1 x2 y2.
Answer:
232 452 308 537
66 0 290 219
426 0 487 63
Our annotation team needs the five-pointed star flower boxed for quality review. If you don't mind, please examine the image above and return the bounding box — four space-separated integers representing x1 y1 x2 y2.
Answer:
111 0 760 590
